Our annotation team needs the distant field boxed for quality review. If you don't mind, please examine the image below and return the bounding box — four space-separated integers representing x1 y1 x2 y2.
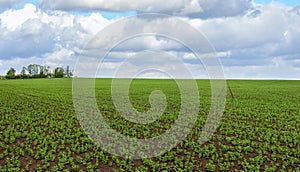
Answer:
0 79 299 171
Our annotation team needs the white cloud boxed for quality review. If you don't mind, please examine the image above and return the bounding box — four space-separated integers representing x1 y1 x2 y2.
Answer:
38 0 197 13
38 0 252 18
183 51 231 60
0 3 37 30
185 3 300 71
188 4 291 50
224 61 300 79
0 2 300 79
0 0 24 11
73 13 110 34
42 48 75 66
0 3 112 60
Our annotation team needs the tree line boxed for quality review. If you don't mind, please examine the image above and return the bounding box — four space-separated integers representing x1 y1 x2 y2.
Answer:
4 64 73 79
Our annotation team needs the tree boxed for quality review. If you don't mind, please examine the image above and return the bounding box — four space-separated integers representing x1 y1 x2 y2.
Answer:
27 64 40 78
21 66 26 76
54 67 64 78
6 68 16 79
3 65 72 80
33 64 40 76
43 65 50 76
39 65 48 78
20 66 28 79
27 64 34 77
64 66 73 78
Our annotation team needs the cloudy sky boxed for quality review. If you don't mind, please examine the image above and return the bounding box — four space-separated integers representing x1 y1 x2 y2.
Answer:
0 0 300 79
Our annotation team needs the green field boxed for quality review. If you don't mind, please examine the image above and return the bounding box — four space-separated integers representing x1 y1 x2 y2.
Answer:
0 79 299 171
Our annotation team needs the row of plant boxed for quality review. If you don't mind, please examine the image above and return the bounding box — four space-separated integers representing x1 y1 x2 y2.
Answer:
0 79 299 171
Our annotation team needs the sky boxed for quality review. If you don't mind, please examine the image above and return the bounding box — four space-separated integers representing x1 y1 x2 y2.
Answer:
0 0 300 79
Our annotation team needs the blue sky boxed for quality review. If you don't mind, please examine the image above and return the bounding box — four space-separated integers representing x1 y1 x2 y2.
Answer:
0 0 300 79
72 11 137 19
254 0 300 6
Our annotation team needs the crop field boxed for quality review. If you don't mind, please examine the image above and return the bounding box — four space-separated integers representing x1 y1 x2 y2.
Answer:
0 79 299 171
